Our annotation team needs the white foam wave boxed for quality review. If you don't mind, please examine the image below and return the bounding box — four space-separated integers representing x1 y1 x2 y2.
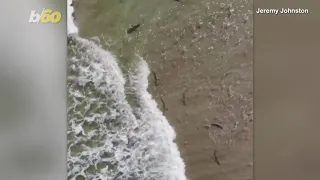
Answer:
67 37 187 180
67 0 78 35
67 2 187 180
128 57 187 179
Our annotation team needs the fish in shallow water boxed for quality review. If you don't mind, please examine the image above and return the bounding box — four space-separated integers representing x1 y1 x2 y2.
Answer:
127 23 141 34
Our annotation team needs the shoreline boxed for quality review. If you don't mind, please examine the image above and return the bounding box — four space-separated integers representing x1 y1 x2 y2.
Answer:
72 0 253 179
67 1 188 179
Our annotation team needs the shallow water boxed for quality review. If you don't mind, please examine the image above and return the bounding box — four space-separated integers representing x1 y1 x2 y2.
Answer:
67 1 187 179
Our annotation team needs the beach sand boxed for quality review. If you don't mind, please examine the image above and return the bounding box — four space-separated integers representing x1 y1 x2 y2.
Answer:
73 0 253 179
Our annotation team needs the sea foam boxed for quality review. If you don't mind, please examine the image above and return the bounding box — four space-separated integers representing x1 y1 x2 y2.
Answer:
67 2 187 179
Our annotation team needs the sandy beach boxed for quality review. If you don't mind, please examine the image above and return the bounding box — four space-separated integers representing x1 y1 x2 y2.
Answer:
73 0 253 179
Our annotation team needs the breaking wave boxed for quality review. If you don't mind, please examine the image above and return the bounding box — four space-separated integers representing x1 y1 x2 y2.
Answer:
67 0 187 179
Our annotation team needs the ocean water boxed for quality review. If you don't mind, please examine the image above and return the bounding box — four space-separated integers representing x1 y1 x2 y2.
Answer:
67 1 187 179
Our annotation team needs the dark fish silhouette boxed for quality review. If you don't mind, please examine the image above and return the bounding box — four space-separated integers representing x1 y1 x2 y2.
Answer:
127 23 141 34
213 149 221 165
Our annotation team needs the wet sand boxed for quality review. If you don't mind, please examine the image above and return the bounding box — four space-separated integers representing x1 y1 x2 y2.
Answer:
74 0 253 179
